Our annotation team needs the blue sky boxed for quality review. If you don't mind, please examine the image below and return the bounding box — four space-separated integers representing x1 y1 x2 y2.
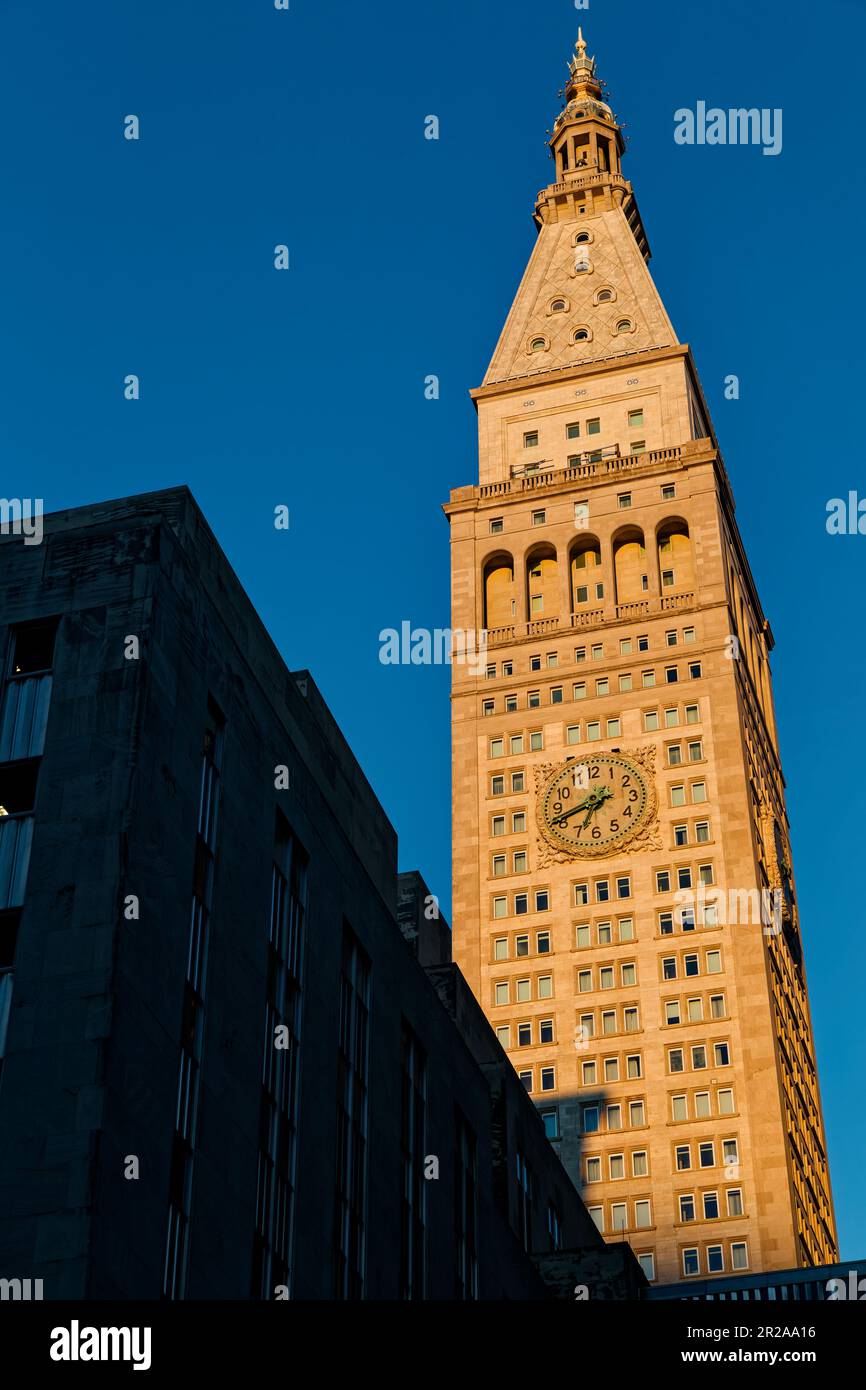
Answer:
1 0 864 1259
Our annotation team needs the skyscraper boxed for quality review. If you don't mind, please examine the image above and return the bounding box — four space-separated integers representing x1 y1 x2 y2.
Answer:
446 30 837 1286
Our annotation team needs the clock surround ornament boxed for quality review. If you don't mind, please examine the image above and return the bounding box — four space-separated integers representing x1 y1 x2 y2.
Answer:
533 745 661 863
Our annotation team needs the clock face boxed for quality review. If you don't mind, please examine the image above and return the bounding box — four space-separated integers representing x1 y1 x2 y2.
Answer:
538 754 654 858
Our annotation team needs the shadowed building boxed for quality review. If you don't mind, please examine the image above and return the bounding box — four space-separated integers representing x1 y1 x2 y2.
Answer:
445 31 836 1286
0 486 641 1301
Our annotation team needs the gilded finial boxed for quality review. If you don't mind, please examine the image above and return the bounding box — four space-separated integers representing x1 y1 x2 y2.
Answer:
576 28 587 58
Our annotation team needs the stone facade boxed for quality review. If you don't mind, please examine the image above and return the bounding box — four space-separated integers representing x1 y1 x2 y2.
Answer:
446 32 837 1287
0 486 631 1301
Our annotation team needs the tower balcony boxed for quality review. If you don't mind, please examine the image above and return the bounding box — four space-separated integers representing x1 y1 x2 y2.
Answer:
485 590 697 649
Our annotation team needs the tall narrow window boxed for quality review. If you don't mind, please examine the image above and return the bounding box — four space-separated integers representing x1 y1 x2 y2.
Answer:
516 1150 534 1251
252 813 308 1299
400 1023 427 1299
455 1109 478 1299
1 619 58 762
164 699 225 1300
333 926 371 1299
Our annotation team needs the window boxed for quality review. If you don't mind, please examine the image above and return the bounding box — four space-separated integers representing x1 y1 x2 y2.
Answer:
607 1105 623 1132
696 821 710 843
634 1201 651 1229
638 1253 655 1281
637 635 649 652
600 967 614 990
588 1206 604 1232
642 670 656 689
689 741 703 763
510 735 523 755
582 1061 597 1086
490 738 504 758
679 1194 696 1222
492 815 506 836
530 655 541 671
587 721 601 741
578 970 593 993
619 918 634 942
657 871 671 893
710 994 726 1020
493 938 508 961
629 1101 645 1126
536 890 550 913
699 1142 715 1168
333 928 371 1300
692 782 707 804
626 1053 641 1079
494 982 508 1005
609 1153 625 1180
567 724 581 745
684 954 699 977
550 686 563 705
687 998 703 1023
621 963 637 987
678 867 692 890
665 667 679 684
714 1042 730 1067
518 1070 532 1092
633 1151 648 1178
530 731 543 751
659 912 674 935
489 517 504 535
731 1242 749 1271
512 851 527 874
540 1067 555 1092
727 1189 744 1217
706 950 722 975
574 883 589 906
491 775 504 796
665 708 679 728
512 812 526 834
539 1018 554 1043
644 710 659 731
611 1203 627 1232
515 935 529 958
492 897 507 919
532 510 546 527
670 786 686 808
516 978 530 1002
694 1091 711 1118
607 718 621 737
524 431 539 448
530 338 546 352
495 1025 510 1048
455 1112 478 1299
602 1011 616 1035
619 673 633 693
685 704 700 724
674 825 688 847
662 570 674 587
582 1104 600 1134
511 774 525 795
505 695 518 713
542 1110 559 1142
718 1090 735 1116
575 647 587 663
585 1156 602 1183
682 1249 700 1277
482 700 494 718
665 1001 681 1025
573 681 586 700
618 493 632 509
587 418 601 435
675 1143 691 1169
591 644 603 660
567 422 580 439
623 1008 639 1033
576 924 590 948
669 1048 684 1073
546 652 558 669
492 855 506 877
661 484 676 500
691 1045 707 1070
538 973 553 998
689 662 702 679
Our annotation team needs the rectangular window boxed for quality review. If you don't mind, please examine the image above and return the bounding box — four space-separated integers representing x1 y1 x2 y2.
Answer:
399 1024 428 1300
455 1111 478 1299
524 431 538 448
532 510 546 527
332 927 371 1300
587 418 601 435
567 422 581 439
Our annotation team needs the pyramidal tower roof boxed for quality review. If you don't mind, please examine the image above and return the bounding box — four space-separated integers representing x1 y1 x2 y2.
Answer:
481 30 678 390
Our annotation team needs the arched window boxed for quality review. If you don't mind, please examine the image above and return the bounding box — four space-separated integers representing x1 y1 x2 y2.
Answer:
613 527 648 605
616 318 633 334
570 537 603 611
597 289 613 303
575 232 591 245
550 299 567 312
657 520 695 593
574 328 590 342
530 337 547 353
526 546 560 621
484 555 516 629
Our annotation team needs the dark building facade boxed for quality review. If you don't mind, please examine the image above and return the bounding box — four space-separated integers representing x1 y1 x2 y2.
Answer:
0 487 642 1301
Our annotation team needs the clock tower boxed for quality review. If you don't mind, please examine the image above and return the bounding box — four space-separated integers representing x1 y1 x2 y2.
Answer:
445 30 837 1285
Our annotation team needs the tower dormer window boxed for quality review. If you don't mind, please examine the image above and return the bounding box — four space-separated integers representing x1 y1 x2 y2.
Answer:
530 337 547 353
616 319 634 334
550 299 567 313
574 328 590 343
